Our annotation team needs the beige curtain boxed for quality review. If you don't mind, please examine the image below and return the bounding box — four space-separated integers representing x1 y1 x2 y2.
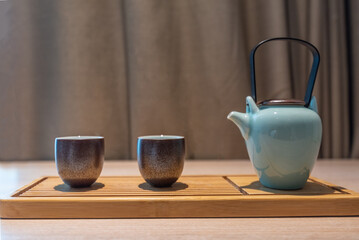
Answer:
0 0 357 160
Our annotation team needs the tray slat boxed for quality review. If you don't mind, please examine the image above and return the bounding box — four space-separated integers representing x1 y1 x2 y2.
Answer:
228 176 345 195
1 175 359 218
19 176 240 197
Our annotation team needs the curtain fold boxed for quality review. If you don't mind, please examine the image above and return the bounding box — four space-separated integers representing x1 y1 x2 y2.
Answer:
349 0 359 157
0 0 357 160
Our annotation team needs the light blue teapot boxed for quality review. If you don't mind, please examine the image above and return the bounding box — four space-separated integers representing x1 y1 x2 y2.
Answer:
228 38 322 190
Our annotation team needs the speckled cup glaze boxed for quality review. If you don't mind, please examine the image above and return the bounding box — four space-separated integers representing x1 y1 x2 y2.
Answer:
55 136 104 188
137 135 185 187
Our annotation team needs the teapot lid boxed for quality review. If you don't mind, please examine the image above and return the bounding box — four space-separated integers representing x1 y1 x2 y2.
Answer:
258 99 305 107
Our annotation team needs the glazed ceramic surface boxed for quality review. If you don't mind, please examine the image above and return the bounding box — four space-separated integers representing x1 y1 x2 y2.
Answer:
55 136 104 188
228 96 322 189
137 135 185 187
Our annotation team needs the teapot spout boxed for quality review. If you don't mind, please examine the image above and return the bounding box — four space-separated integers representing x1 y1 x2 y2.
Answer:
227 111 250 140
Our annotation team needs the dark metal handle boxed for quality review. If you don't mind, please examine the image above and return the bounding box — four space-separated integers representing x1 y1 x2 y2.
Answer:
250 37 320 107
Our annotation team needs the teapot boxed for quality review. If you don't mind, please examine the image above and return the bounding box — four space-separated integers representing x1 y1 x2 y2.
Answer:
228 37 322 190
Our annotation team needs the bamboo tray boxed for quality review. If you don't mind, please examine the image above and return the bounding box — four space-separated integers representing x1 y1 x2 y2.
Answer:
1 175 359 218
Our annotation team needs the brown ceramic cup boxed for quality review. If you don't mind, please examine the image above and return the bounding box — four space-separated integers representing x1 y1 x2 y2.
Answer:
55 136 104 188
137 135 185 187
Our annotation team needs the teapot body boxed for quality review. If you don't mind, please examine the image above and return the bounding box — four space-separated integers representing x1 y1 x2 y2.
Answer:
245 104 322 189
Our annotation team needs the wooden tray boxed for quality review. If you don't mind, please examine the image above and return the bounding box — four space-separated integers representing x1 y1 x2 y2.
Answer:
1 175 359 218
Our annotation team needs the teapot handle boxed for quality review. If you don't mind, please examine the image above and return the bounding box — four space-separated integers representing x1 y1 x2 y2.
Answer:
250 37 320 107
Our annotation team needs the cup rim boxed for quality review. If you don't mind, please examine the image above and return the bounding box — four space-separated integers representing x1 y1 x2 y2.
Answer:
56 136 104 140
138 135 184 140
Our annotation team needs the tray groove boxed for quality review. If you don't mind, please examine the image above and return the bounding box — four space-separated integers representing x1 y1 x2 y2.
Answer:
223 176 249 195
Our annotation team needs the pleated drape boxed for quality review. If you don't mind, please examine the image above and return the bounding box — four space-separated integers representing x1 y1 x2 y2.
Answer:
0 0 357 160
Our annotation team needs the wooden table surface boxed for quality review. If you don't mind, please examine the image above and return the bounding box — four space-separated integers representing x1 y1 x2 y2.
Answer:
0 159 359 239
